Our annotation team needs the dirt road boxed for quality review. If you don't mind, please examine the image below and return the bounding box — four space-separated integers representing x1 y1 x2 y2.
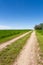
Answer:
0 31 31 51
13 31 39 65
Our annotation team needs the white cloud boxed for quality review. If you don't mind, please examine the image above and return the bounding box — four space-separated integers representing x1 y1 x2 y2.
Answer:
0 25 11 30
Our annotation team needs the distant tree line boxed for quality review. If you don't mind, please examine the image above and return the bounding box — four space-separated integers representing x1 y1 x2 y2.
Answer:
34 23 43 30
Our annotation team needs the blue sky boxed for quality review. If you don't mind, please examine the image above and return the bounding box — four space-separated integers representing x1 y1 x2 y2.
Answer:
0 0 43 29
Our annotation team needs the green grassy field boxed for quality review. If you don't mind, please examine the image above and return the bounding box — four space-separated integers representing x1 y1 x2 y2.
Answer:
0 30 30 44
0 31 32 65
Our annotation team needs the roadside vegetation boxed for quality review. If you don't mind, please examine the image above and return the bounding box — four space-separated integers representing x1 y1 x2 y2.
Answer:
0 31 32 65
36 30 43 64
0 30 30 44
36 30 43 52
